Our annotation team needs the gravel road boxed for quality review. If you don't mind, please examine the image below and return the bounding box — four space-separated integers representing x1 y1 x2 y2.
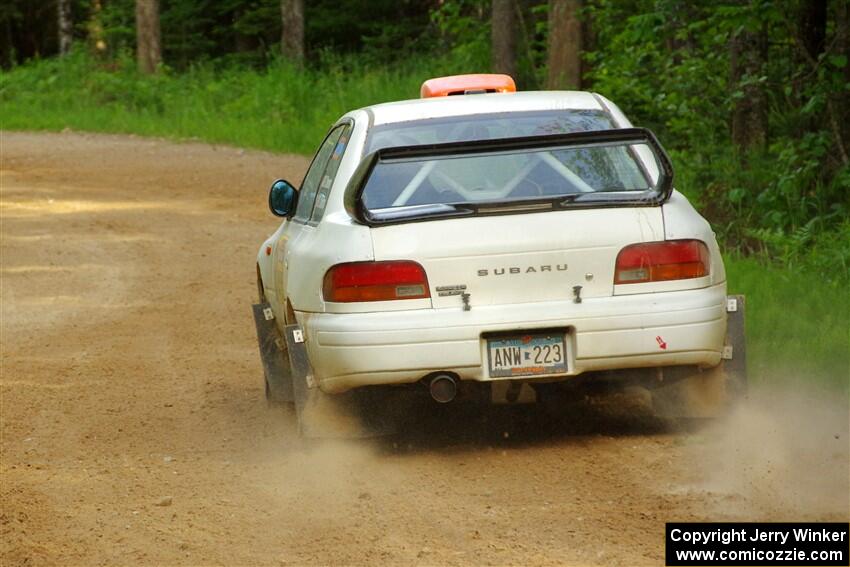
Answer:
2 131 847 566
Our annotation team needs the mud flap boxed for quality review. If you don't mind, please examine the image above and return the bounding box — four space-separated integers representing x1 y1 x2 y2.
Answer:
283 323 313 412
283 324 397 438
724 294 747 400
251 303 293 403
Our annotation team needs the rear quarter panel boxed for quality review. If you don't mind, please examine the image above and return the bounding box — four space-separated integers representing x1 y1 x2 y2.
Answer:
283 112 375 315
662 189 726 284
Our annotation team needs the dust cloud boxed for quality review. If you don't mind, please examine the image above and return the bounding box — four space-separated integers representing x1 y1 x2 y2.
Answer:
4 131 847 565
682 379 849 520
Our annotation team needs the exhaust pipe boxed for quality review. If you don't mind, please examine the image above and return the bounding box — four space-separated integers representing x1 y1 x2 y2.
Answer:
429 373 458 403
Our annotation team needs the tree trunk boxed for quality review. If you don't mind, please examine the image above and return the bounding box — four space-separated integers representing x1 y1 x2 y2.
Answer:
234 8 250 53
280 0 304 64
58 0 72 56
580 3 595 89
1 14 13 67
135 0 161 74
836 0 850 153
547 0 583 89
799 0 827 61
88 0 106 56
491 0 517 78
729 18 767 152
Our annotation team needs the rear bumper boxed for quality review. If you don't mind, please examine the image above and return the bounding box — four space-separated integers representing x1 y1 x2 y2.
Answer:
298 283 727 393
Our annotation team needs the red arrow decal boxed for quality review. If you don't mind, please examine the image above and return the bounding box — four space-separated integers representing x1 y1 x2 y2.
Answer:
655 336 667 350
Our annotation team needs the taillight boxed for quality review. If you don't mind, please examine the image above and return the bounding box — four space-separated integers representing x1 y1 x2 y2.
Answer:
323 261 430 302
614 240 710 284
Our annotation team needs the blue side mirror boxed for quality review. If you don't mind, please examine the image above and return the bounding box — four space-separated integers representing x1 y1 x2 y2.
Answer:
268 179 297 217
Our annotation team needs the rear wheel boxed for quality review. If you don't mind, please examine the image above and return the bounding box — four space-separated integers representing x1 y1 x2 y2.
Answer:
654 294 748 420
652 361 747 420
256 265 266 302
651 363 736 419
253 273 294 406
292 381 409 438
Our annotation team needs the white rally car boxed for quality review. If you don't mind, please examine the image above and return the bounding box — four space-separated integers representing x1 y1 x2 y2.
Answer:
252 74 746 436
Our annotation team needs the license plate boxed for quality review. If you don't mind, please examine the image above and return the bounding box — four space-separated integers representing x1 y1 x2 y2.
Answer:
486 332 568 378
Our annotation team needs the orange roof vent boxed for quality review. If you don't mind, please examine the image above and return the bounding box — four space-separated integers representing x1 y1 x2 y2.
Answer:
420 74 516 98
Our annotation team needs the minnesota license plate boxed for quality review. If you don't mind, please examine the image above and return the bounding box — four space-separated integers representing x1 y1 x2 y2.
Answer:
486 332 568 378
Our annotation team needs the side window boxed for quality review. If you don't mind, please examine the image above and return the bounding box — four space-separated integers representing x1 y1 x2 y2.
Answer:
293 126 345 223
310 124 352 223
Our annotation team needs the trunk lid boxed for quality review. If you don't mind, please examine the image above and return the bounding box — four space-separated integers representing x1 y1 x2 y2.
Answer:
370 206 664 308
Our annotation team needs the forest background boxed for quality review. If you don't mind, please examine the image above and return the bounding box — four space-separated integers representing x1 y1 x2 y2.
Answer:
1 0 848 383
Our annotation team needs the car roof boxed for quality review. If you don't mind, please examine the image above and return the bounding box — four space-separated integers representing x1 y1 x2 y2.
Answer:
362 91 605 126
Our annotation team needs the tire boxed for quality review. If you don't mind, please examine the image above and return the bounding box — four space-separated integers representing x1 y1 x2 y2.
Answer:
653 295 748 421
292 376 364 438
256 270 265 303
651 363 734 419
292 378 407 438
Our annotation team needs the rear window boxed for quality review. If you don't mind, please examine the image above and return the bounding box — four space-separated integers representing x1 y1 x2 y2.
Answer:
365 110 615 153
349 128 673 225
361 142 651 211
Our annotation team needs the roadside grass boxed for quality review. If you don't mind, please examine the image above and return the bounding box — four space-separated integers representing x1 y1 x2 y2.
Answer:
726 256 849 390
2 53 847 390
0 52 459 155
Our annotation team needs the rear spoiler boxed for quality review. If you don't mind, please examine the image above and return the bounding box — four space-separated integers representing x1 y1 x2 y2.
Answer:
344 127 674 227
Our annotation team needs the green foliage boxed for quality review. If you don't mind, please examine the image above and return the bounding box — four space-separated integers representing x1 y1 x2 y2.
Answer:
0 0 437 70
0 50 472 154
1 1 848 383
582 0 850 284
726 255 849 388
429 0 490 70
309 0 433 63
88 0 134 58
